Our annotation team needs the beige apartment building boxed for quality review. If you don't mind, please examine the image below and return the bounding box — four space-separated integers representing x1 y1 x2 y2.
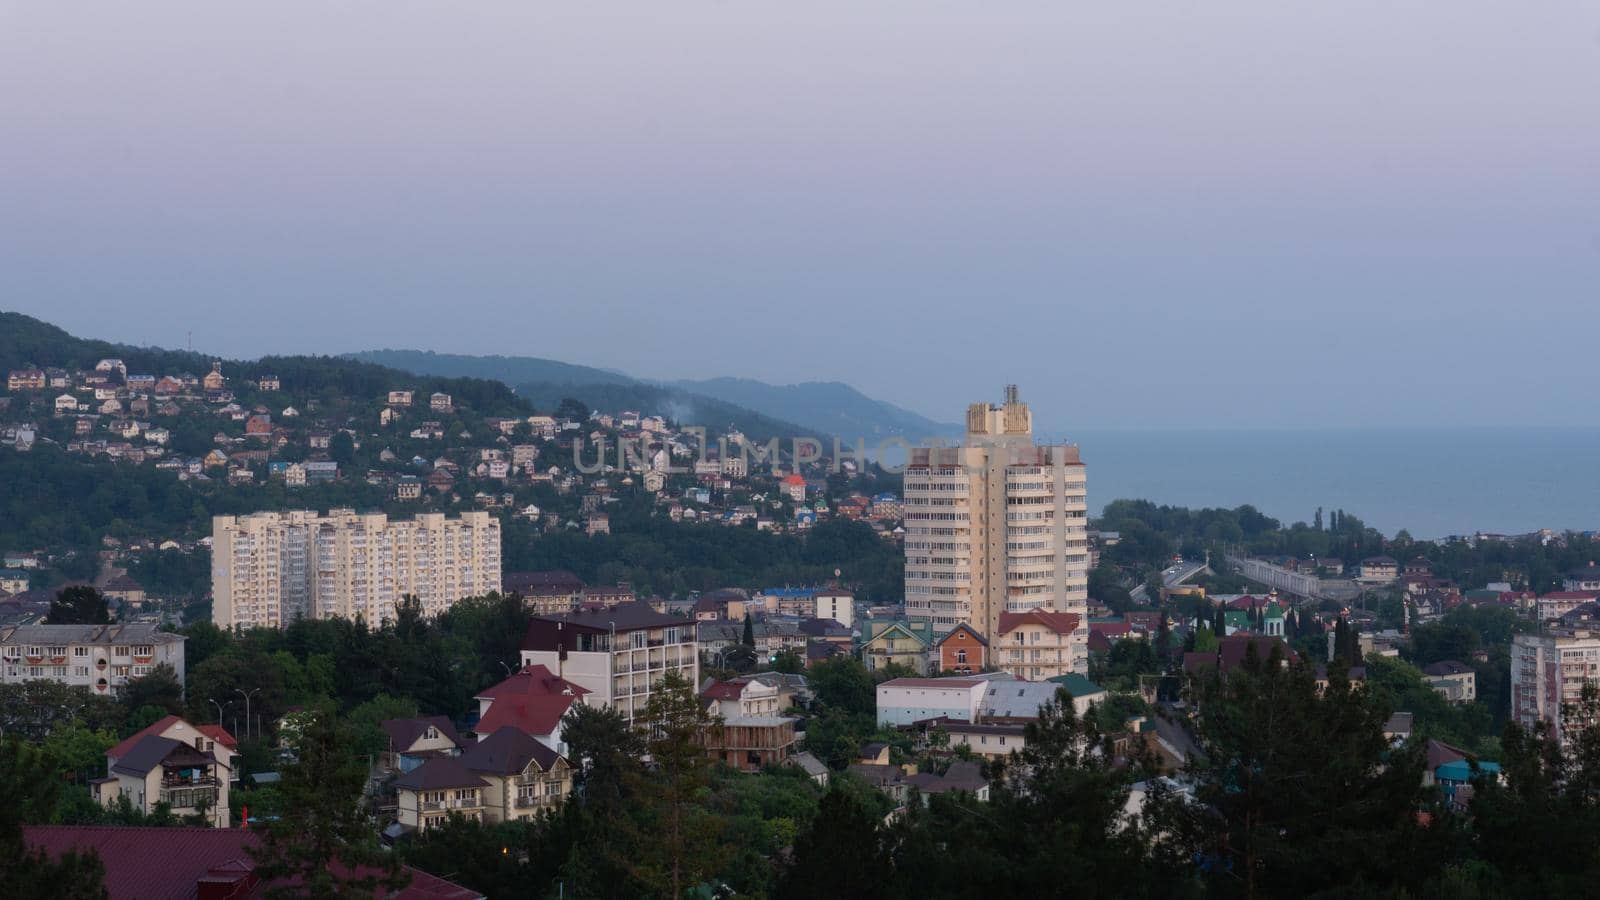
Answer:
903 386 1089 668
1511 628 1600 745
0 624 185 697
211 510 501 629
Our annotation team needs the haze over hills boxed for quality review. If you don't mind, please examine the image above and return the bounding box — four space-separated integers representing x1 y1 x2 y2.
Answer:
349 349 958 442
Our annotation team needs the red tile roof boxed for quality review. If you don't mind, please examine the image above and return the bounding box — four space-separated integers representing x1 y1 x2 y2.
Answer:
197 724 238 751
700 680 745 701
997 610 1081 636
23 826 483 900
933 623 989 647
472 665 588 737
106 715 183 761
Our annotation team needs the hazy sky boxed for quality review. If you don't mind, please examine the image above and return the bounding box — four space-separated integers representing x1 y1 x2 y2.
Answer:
3 1 1598 430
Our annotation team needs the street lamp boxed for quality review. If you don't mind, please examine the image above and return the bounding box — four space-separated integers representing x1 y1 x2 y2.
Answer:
235 688 261 741
209 698 225 725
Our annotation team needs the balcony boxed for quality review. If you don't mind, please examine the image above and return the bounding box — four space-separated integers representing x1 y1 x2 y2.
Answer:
514 795 549 809
162 774 217 788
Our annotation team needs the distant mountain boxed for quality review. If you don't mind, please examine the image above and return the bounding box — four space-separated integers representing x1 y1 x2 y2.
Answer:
350 349 635 388
346 350 957 444
347 349 818 444
670 377 958 442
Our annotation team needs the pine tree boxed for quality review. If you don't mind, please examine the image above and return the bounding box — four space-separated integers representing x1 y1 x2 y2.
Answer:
741 612 755 648
1183 647 1439 898
777 786 884 899
627 672 725 899
249 709 407 899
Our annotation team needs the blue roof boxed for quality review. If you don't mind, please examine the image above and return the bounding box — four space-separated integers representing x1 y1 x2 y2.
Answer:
1436 759 1500 783
760 586 819 597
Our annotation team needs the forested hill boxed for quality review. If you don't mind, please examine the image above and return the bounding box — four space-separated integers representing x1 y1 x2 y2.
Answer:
670 376 958 441
348 348 822 444
349 349 959 443
350 349 635 388
1 312 531 417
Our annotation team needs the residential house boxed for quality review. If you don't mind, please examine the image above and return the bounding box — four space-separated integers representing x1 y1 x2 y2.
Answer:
457 727 573 821
933 623 988 675
471 664 588 756
1 569 33 594
586 512 610 536
995 610 1085 680
392 758 490 832
1422 660 1477 703
787 750 830 786
1564 563 1600 592
1358 556 1399 583
701 715 798 773
388 390 413 407
378 716 468 775
1537 591 1600 622
861 620 930 675
905 759 990 803
7 368 46 391
519 603 698 724
101 575 146 608
91 715 236 827
503 570 584 616
429 392 453 412
202 362 226 392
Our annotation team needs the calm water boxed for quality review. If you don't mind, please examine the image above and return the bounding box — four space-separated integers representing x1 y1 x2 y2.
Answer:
1057 428 1600 540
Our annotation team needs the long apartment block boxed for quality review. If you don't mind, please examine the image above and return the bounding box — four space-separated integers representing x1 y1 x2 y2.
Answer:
211 509 501 629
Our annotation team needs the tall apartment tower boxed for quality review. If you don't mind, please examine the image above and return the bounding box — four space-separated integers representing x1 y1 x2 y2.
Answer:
1510 627 1600 746
212 510 501 629
903 386 1090 671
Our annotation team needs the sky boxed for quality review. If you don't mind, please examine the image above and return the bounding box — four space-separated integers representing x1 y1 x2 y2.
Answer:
3 1 1598 430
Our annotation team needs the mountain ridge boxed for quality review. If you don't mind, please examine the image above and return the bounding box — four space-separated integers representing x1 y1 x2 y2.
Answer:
347 350 957 442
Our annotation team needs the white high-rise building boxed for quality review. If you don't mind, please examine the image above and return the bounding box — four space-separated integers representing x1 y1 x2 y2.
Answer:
903 386 1089 670
212 510 501 629
1511 627 1600 746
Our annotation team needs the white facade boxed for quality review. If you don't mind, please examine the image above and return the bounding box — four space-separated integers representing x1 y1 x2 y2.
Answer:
875 677 987 727
0 624 185 697
520 612 698 725
904 386 1089 647
814 590 855 628
1512 629 1600 745
212 510 501 629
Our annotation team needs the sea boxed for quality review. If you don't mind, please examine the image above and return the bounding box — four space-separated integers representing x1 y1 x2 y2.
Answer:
1051 427 1600 540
